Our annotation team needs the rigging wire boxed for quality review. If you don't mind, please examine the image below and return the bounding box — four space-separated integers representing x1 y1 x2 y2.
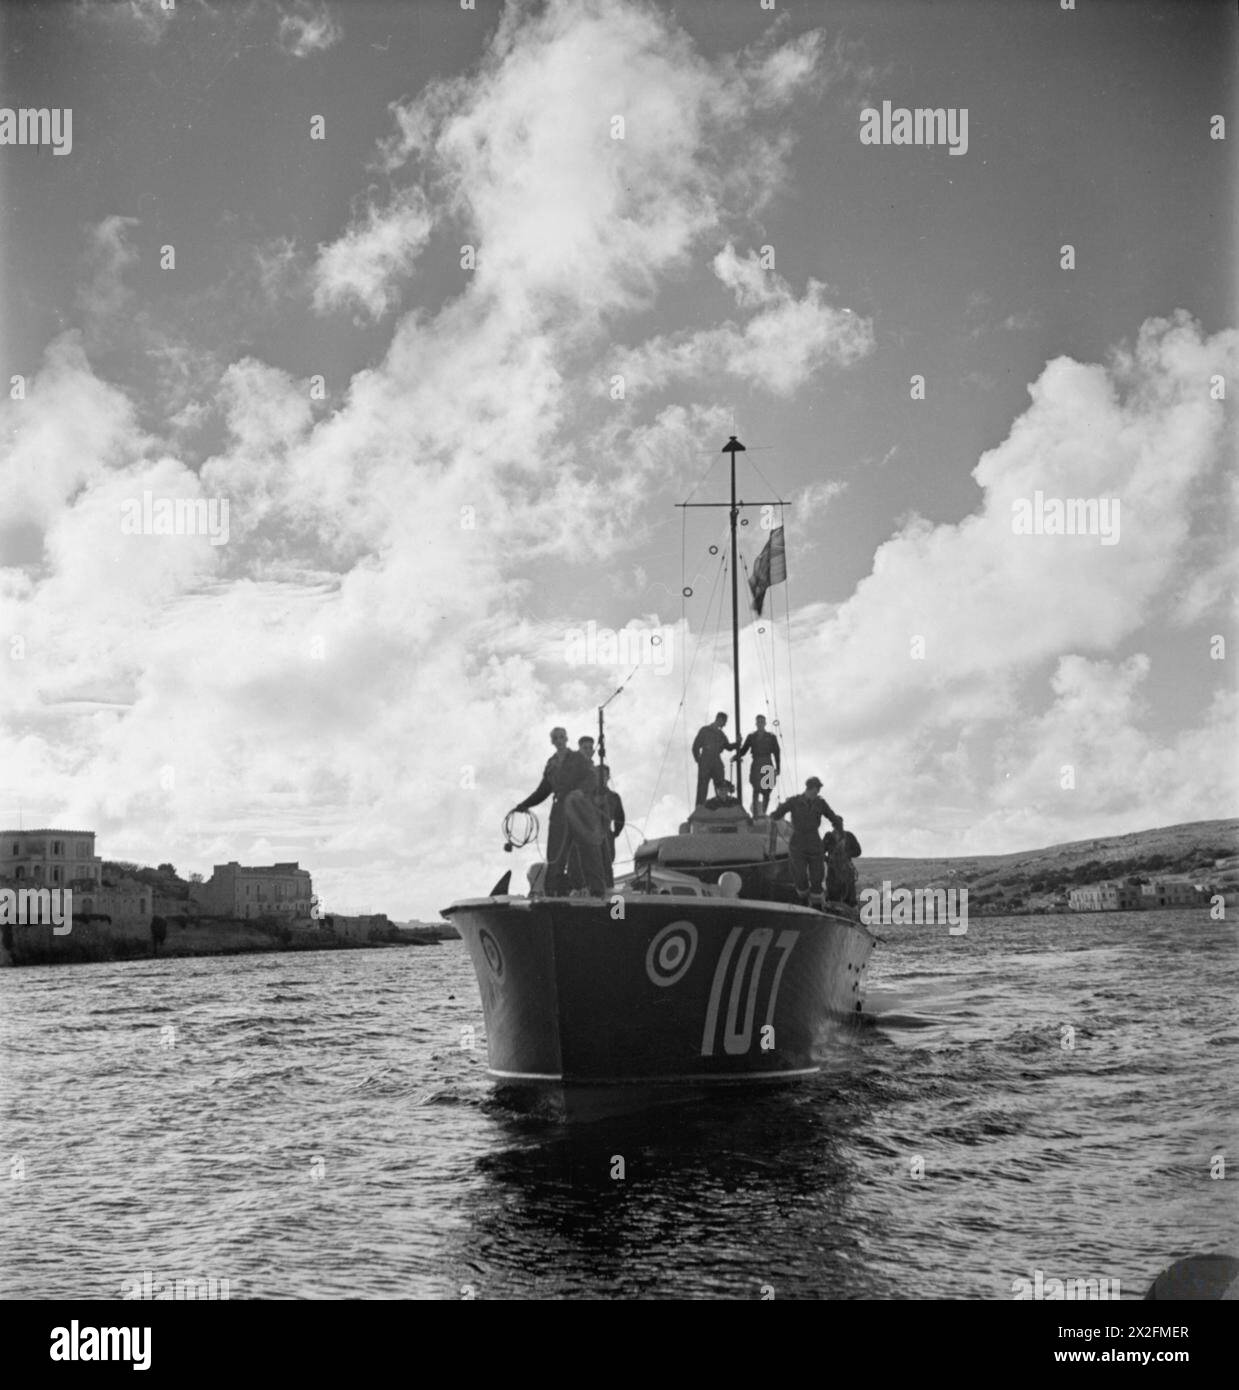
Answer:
680 502 688 809
647 532 729 829
784 554 800 790
747 454 788 506
739 549 785 804
769 502 785 789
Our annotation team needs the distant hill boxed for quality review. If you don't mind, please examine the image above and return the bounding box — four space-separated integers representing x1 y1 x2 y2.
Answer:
858 819 1238 913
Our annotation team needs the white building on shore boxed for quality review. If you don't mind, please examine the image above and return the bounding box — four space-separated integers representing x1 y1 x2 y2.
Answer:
1068 881 1142 911
0 829 103 887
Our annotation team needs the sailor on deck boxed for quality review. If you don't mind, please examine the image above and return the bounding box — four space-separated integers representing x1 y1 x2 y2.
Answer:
596 765 625 889
770 777 842 908
562 736 607 896
824 827 861 908
511 726 573 894
692 712 735 806
739 714 781 816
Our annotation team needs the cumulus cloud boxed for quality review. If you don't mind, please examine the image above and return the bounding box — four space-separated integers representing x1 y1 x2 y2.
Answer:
756 311 1238 852
375 1 825 329
610 244 873 396
5 0 857 913
311 189 433 320
1 334 144 538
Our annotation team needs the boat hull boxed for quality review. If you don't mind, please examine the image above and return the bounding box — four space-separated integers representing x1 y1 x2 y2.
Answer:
443 895 873 1106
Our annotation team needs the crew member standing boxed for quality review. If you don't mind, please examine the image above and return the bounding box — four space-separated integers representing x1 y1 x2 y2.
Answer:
739 714 781 816
511 726 572 893
770 777 842 908
596 765 626 888
691 712 735 806
561 736 606 895
824 826 861 908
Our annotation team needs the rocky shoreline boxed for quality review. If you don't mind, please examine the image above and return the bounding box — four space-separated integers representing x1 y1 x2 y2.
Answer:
0 916 458 968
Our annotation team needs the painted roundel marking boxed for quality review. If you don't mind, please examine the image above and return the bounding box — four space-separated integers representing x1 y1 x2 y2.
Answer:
645 920 698 987
479 928 504 978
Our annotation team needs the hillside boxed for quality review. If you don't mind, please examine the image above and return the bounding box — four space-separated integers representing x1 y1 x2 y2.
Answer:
858 818 1238 913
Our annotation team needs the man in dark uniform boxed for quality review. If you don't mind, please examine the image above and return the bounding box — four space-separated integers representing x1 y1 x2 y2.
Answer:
824 826 861 907
596 764 626 888
770 777 842 908
691 711 735 806
512 726 571 892
739 714 781 816
561 736 606 895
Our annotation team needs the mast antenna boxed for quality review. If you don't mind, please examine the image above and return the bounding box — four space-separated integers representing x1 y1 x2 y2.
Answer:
722 434 745 789
676 434 783 796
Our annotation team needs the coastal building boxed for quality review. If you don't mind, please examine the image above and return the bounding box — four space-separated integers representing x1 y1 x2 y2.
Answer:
1068 881 1142 912
1139 880 1203 908
75 880 153 926
0 829 102 887
190 861 313 920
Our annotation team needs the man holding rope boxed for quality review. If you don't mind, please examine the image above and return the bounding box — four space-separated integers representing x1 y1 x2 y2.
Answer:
511 726 572 893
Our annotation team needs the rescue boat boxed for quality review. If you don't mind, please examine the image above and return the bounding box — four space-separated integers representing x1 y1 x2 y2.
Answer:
442 436 875 1119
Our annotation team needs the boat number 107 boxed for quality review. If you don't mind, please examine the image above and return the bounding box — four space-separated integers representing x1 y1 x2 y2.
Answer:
701 926 799 1057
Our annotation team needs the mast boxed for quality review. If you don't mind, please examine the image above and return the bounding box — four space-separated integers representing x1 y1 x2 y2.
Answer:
723 434 745 790
676 433 781 803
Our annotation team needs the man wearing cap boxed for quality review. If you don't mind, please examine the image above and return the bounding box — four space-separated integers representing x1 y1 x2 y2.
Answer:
691 711 736 806
512 727 574 893
770 777 843 908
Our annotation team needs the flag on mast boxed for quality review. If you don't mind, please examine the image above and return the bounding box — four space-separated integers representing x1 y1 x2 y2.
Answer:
749 526 787 615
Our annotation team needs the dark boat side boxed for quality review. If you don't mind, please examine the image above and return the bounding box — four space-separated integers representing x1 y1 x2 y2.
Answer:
444 887 873 1116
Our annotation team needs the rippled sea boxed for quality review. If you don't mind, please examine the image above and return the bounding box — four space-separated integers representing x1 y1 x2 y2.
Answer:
3 909 1235 1300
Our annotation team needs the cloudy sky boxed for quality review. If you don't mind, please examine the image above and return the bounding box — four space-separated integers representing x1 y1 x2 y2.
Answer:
1 0 1235 918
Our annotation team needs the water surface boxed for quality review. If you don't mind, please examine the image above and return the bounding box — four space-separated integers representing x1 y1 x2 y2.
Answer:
2 910 1234 1299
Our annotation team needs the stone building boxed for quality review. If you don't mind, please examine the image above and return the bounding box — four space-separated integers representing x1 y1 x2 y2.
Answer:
0 829 102 888
190 861 313 920
74 880 153 926
1068 881 1142 912
1140 880 1204 908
